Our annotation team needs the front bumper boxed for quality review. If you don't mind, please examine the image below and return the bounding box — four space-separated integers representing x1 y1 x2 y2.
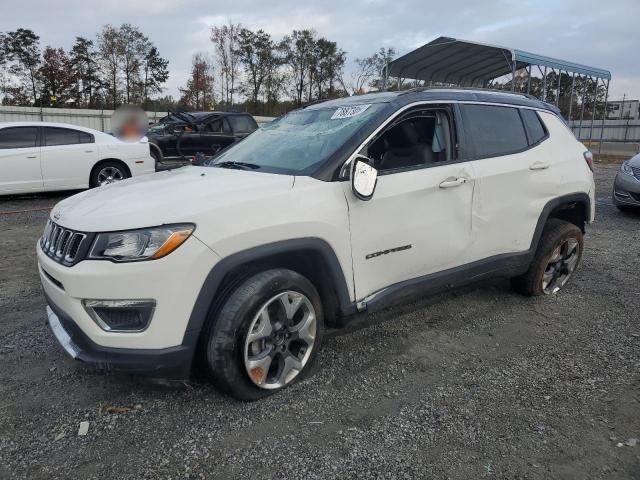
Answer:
38 233 220 377
46 294 192 378
612 171 640 207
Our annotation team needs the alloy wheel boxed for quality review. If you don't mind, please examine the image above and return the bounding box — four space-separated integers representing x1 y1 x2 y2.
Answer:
243 291 316 389
97 166 124 186
542 237 580 294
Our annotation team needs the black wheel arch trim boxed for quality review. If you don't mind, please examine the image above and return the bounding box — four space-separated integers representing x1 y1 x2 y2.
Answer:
529 192 591 252
180 237 354 349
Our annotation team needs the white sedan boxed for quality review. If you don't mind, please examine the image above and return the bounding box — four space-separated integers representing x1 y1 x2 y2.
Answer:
0 121 155 195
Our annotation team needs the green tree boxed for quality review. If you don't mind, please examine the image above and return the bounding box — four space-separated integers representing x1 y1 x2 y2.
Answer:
236 28 276 112
142 46 169 109
3 28 42 105
282 30 316 107
70 37 101 107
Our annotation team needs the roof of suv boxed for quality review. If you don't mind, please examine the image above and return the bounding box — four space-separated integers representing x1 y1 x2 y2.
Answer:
306 88 560 115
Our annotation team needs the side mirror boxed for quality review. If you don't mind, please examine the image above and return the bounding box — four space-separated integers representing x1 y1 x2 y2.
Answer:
351 155 378 201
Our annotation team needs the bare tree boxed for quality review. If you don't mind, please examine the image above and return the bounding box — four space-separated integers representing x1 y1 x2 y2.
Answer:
97 24 124 108
211 22 241 107
39 47 76 106
119 24 149 104
179 53 215 110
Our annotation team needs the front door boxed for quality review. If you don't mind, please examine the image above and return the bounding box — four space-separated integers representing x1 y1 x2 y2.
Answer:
0 126 42 194
198 118 235 156
343 109 476 301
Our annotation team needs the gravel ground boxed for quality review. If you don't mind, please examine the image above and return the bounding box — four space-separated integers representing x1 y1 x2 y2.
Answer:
0 164 639 479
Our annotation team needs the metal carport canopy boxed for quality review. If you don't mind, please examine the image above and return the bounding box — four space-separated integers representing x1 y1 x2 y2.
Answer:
386 36 611 86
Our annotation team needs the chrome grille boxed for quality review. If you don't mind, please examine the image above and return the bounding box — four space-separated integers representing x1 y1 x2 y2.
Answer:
40 220 87 266
631 166 640 181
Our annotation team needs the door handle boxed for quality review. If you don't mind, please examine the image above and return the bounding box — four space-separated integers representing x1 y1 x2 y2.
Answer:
439 177 469 188
529 161 550 170
26 155 37 159
84 150 94 153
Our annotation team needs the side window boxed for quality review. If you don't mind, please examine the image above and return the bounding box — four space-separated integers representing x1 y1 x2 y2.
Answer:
461 104 528 158
228 115 257 134
0 127 38 149
79 131 94 144
204 119 224 133
365 110 452 173
520 109 547 145
44 127 93 146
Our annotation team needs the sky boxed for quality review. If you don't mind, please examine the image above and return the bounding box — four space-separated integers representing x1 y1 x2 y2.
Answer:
2 0 639 100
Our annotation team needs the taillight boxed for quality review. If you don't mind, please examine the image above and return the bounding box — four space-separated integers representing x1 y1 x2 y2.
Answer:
583 151 594 171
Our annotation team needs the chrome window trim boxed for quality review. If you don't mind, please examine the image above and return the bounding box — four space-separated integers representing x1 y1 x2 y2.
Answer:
338 100 564 180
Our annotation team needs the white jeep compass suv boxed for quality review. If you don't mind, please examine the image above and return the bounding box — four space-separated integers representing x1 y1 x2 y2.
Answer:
38 89 595 400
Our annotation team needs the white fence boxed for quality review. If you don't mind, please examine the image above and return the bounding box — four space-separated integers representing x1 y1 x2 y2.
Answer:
0 106 274 131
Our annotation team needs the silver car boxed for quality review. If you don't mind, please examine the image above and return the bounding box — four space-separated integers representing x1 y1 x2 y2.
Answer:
613 153 640 211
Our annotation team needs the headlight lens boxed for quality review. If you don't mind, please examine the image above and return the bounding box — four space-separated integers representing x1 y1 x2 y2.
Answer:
621 161 634 176
89 224 194 262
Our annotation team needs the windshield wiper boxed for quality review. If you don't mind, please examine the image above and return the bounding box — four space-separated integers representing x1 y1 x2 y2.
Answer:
212 161 261 170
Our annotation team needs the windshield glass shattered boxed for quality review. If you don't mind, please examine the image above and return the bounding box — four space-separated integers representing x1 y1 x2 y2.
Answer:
209 103 384 175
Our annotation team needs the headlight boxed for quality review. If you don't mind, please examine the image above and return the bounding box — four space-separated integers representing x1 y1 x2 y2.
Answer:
89 224 194 262
621 161 634 177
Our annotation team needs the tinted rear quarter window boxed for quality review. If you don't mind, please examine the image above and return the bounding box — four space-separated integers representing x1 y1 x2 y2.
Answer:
228 115 257 133
521 109 547 145
0 127 38 149
44 127 93 146
462 104 528 157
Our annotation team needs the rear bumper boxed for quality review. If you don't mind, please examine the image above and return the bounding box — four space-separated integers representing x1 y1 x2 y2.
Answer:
46 292 193 379
612 172 640 206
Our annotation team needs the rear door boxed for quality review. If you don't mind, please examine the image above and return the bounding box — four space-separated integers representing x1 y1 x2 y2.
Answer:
40 127 98 190
461 104 554 260
227 115 258 139
0 126 42 194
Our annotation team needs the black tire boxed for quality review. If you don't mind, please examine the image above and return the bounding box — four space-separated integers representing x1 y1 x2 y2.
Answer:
511 219 583 296
201 269 324 401
616 204 639 213
90 161 129 188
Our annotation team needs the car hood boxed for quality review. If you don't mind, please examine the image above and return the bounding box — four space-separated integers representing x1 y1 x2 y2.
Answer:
628 153 640 167
50 166 295 232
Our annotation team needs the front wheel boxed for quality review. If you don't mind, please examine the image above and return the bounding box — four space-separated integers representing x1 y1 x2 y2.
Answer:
202 269 324 401
511 219 583 296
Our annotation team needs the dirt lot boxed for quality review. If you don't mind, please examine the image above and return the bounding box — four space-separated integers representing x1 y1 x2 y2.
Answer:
0 164 639 479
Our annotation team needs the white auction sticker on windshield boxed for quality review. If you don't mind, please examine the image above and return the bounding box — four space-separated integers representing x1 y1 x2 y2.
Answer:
331 104 371 120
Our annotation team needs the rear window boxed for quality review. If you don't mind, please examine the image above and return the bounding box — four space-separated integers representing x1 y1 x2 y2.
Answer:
228 115 257 133
521 109 547 145
44 127 93 146
0 127 38 149
462 104 528 158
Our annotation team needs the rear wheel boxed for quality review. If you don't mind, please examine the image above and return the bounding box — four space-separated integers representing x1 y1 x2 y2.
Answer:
202 269 323 401
90 161 129 188
511 219 583 296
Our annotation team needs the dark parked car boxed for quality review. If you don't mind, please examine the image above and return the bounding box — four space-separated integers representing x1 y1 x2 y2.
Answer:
147 111 259 164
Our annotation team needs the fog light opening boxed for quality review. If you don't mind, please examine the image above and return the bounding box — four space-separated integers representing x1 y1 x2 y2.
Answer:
82 299 156 332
